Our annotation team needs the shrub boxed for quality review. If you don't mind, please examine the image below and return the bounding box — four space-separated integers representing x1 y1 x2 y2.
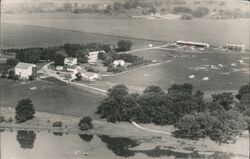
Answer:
78 116 93 131
0 116 4 123
1 72 7 78
173 6 192 14
6 58 19 67
15 98 35 123
52 121 63 127
76 72 82 81
8 70 15 79
29 75 36 80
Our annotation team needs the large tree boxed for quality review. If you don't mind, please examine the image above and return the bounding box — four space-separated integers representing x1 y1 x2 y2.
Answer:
117 40 133 52
54 53 66 66
15 99 35 123
6 58 19 67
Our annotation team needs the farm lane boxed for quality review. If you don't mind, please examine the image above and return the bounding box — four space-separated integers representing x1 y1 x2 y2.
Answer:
39 62 108 94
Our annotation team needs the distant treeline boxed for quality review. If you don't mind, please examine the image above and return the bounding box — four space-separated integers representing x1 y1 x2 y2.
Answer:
2 43 113 64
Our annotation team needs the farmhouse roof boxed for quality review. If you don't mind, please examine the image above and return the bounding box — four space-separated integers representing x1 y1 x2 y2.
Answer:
15 62 36 70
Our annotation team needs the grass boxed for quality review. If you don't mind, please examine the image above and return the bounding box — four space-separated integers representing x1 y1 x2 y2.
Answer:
1 23 164 50
0 77 105 117
98 49 249 93
2 13 249 49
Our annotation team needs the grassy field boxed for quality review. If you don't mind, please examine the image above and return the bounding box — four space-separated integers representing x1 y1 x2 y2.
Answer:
2 13 250 49
1 23 164 49
100 49 249 93
0 78 105 117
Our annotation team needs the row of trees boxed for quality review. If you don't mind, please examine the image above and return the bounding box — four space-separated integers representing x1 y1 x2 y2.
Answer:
98 50 151 73
4 41 132 67
173 6 210 18
96 83 250 143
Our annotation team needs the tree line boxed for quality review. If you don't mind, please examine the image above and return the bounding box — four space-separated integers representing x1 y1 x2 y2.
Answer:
2 40 133 67
96 83 250 144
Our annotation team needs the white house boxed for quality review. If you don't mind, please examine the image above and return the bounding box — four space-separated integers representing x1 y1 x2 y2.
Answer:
15 62 37 79
64 57 77 66
81 72 99 80
88 50 105 64
113 60 125 67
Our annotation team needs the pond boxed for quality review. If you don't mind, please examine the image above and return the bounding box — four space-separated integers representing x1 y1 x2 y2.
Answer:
0 130 246 159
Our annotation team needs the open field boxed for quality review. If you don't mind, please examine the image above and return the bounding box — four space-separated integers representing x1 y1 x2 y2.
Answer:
2 13 250 49
98 49 249 93
0 23 164 50
0 78 105 117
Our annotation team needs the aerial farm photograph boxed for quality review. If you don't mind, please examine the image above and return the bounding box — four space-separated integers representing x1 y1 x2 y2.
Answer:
0 0 249 158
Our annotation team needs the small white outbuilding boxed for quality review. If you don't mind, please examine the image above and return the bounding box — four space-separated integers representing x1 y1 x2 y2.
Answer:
202 77 209 81
113 60 125 67
188 75 195 79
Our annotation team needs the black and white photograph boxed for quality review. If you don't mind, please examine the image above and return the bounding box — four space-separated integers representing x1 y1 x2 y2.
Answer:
0 0 249 158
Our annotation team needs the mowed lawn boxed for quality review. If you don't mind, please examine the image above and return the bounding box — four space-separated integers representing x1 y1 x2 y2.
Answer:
0 78 105 117
102 49 249 93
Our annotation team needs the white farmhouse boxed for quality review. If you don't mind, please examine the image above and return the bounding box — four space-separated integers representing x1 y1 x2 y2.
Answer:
113 60 125 67
15 62 37 79
88 50 105 64
64 57 77 66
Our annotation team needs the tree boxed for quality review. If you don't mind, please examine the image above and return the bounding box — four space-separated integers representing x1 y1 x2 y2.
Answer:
143 85 164 94
173 6 192 14
212 93 234 111
113 2 123 10
107 84 129 100
96 85 137 123
210 110 247 144
193 7 209 18
148 7 157 14
16 49 41 63
54 53 65 66
78 116 93 131
168 83 193 94
236 83 250 100
117 40 133 52
6 58 19 67
15 99 35 123
76 73 82 81
175 110 247 143
174 112 215 139
16 131 36 149
8 70 16 79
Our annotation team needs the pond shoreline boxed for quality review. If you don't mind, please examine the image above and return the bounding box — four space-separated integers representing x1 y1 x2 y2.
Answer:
0 106 249 158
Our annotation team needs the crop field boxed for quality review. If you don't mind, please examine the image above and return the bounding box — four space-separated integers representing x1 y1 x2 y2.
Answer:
0 78 105 117
101 49 249 93
2 13 250 49
0 23 164 49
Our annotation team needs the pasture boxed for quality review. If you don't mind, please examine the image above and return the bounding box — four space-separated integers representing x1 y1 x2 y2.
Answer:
2 13 250 49
0 78 105 117
101 49 249 93
1 23 164 49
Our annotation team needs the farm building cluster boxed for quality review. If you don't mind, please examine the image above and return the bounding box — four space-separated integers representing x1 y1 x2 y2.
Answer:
169 40 247 53
55 50 110 81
